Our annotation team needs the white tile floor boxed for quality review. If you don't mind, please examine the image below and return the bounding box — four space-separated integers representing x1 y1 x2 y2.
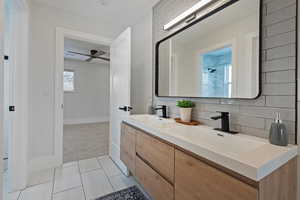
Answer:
3 156 139 200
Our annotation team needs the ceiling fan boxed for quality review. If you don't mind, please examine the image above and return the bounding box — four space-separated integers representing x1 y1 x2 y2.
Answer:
68 49 110 62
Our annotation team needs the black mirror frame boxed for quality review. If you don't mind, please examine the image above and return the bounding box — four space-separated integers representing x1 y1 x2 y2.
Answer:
155 0 263 100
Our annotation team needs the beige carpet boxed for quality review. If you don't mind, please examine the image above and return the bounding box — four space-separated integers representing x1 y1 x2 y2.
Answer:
63 122 109 163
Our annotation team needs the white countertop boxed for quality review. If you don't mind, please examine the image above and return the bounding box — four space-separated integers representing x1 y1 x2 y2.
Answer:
123 114 298 181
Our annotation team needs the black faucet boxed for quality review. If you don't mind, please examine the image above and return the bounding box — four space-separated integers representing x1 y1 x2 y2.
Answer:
211 112 238 134
155 105 168 118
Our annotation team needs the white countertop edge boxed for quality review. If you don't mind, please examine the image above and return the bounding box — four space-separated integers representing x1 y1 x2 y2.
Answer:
123 118 298 182
256 147 298 180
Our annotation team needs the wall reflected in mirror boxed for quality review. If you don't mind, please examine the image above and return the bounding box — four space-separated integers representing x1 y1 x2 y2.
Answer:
157 0 260 98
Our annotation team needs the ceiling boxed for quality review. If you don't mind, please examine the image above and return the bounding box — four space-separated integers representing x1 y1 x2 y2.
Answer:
64 38 110 64
32 0 160 36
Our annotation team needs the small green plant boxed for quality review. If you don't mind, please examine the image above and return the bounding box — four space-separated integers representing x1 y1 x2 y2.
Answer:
176 100 195 108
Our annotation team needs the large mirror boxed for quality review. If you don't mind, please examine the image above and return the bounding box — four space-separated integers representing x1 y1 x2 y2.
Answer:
156 0 261 99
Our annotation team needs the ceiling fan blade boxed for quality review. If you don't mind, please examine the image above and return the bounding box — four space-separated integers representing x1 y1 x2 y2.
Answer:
93 50 106 57
68 51 109 62
95 56 110 62
85 57 94 62
68 51 91 57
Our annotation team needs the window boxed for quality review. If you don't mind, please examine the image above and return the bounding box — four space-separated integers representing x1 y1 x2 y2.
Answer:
64 70 75 92
200 46 233 97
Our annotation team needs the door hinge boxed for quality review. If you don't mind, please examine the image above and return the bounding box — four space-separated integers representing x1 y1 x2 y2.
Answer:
9 106 15 112
4 55 9 60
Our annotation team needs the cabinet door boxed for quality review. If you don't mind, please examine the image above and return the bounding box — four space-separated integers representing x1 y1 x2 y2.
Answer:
136 130 174 183
120 123 136 175
175 150 258 200
136 156 174 200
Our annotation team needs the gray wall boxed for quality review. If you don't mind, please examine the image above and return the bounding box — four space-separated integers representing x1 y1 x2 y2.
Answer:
153 0 297 143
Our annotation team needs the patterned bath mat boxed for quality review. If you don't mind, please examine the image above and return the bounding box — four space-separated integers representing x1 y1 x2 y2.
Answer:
95 186 149 200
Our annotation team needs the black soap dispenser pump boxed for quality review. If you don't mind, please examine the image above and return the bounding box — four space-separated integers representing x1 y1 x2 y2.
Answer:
269 112 288 146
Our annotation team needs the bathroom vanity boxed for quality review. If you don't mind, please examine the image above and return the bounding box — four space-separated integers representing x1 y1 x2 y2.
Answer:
120 115 298 200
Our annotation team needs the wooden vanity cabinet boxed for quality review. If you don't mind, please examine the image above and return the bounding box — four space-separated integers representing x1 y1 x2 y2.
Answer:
120 122 297 200
135 156 174 200
175 149 258 200
120 123 136 175
136 130 175 183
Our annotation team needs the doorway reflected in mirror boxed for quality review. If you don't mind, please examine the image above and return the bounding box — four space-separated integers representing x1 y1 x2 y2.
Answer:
201 46 232 98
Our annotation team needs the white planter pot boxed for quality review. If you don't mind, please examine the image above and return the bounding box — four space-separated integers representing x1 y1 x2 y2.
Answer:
179 108 192 122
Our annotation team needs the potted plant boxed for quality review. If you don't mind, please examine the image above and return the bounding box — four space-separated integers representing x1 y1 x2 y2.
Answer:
176 100 195 122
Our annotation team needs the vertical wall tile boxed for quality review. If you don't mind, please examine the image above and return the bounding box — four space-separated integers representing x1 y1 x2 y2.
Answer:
266 96 295 108
263 5 296 26
265 70 295 83
266 18 295 37
266 0 296 14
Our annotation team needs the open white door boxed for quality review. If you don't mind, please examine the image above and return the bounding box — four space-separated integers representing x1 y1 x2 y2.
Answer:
110 28 131 174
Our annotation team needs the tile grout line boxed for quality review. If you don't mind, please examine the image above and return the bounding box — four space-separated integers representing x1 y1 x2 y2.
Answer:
16 179 29 200
79 167 103 174
16 191 21 200
52 186 83 196
78 161 88 200
96 157 116 192
50 168 56 200
52 161 84 197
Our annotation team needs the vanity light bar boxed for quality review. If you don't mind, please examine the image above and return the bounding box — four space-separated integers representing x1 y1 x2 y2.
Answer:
163 0 215 31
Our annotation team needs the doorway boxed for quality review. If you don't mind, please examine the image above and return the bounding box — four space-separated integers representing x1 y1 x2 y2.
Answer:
63 38 110 163
55 27 132 177
55 28 113 166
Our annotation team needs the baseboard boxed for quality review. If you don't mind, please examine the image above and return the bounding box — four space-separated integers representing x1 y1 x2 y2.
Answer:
63 117 109 125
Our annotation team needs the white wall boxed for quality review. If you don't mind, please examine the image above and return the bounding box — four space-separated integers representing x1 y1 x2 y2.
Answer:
64 59 110 124
28 3 115 161
131 11 153 114
0 0 4 197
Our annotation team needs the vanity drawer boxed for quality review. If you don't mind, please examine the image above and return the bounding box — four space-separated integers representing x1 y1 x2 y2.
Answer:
120 123 136 175
175 149 258 200
136 156 174 200
136 130 174 183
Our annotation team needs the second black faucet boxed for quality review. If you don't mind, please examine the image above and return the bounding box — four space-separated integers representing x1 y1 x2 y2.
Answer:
211 111 238 134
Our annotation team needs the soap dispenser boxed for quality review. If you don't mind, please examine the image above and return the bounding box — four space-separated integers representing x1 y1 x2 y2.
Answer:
269 112 288 146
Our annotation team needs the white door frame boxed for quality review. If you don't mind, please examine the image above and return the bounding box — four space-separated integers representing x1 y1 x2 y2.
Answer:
0 0 4 197
55 27 113 165
4 0 29 191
